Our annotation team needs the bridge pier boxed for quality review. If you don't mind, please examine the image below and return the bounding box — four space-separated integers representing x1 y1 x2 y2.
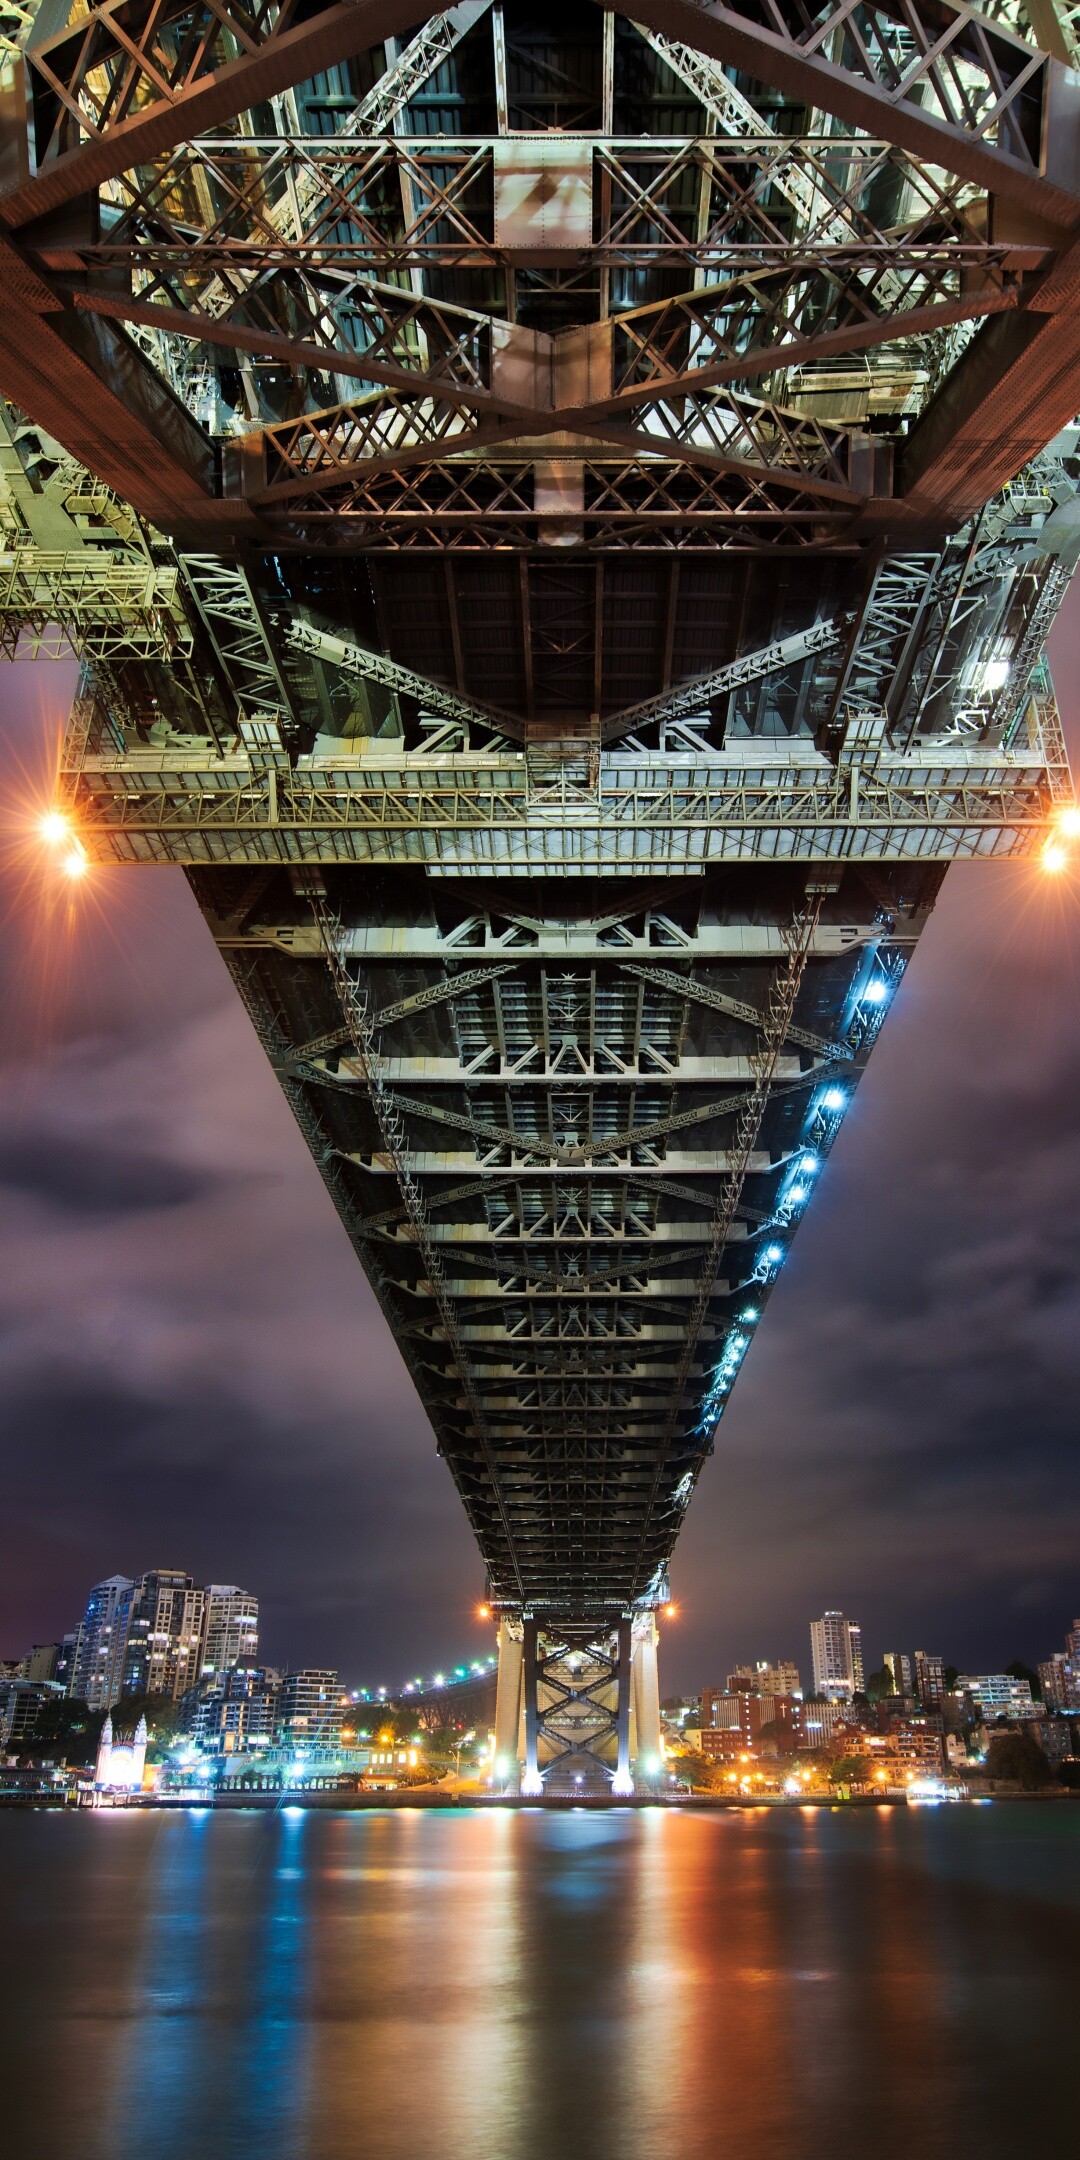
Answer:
495 1612 660 1797
493 1618 524 1793
631 1613 663 1788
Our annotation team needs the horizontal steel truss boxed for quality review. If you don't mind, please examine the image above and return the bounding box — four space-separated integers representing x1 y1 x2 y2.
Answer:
2 0 1074 229
64 724 1067 872
206 875 910 1603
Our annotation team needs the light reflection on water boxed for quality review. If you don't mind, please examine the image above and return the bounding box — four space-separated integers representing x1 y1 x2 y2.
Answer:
2 1804 1079 2160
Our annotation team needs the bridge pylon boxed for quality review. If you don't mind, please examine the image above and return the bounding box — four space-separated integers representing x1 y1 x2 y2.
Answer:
492 1608 662 1796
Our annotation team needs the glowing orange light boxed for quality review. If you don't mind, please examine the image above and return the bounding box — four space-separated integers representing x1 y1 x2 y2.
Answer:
662 1602 677 1619
61 846 88 880
477 1603 491 1620
1058 805 1080 837
39 810 70 846
1043 840 1068 874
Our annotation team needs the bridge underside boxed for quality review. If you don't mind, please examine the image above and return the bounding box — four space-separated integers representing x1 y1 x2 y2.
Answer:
0 0 1077 1784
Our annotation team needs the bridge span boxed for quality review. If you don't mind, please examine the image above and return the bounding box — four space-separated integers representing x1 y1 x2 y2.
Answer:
1 0 1077 1792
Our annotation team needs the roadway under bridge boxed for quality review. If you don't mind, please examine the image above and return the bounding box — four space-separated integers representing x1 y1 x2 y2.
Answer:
0 0 1077 1792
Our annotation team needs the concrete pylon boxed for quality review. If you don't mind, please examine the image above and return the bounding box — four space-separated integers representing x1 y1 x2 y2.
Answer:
493 1617 524 1790
632 1611 662 1780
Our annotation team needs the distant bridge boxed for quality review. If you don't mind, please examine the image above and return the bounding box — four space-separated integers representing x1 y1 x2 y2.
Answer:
0 0 1076 1794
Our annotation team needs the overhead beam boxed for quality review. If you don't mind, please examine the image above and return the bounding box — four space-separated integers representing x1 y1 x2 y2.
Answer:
0 0 430 228
610 0 1080 226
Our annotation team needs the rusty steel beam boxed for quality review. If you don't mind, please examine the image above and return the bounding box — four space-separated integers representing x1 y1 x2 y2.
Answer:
901 253 1080 513
0 0 427 229
0 295 234 531
612 0 1080 226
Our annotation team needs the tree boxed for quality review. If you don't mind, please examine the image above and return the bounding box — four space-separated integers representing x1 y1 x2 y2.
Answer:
944 1665 959 1691
828 1755 873 1787
1004 1660 1043 1704
866 1666 896 1703
981 1732 1054 1790
17 1697 105 1768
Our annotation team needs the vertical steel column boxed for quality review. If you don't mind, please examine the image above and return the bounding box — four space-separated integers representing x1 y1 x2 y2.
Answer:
493 1616 524 1788
612 1617 634 1796
633 1611 662 1782
522 1618 543 1796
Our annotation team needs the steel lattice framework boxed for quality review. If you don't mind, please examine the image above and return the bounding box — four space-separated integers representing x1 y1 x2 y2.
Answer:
1 1 1078 1753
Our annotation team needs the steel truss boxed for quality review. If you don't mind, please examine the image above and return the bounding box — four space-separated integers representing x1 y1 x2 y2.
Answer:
0 1 1077 1641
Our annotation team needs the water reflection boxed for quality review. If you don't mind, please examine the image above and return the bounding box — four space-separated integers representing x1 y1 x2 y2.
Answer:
1 1805 1078 2160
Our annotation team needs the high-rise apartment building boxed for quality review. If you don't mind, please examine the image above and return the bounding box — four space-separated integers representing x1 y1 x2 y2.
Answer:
70 1576 134 1709
120 1572 206 1701
1038 1652 1080 1712
913 1651 946 1707
182 1666 280 1754
810 1612 864 1702
200 1586 259 1678
883 1651 913 1697
277 1671 342 1751
727 1660 802 1698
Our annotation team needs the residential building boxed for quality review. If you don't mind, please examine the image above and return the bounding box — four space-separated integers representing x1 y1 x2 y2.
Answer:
70 1576 134 1709
956 1674 1039 1719
810 1612 864 1702
277 1670 342 1751
182 1666 280 1754
913 1651 946 1708
53 1632 80 1695
0 1677 64 1749
17 1643 60 1684
120 1572 206 1701
888 1716 945 1776
1038 1653 1080 1712
727 1660 802 1698
1027 1718 1074 1766
199 1586 259 1678
1066 1620 1080 1664
883 1651 912 1697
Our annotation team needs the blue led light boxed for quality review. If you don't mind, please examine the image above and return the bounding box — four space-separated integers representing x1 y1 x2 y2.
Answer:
862 978 888 1005
800 1153 819 1175
741 1306 758 1323
765 1244 783 1264
822 1088 846 1111
787 1183 808 1205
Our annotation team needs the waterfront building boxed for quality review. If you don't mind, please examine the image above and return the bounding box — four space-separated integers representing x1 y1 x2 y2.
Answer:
120 1571 206 1701
956 1674 1039 1719
887 1716 945 1775
199 1586 259 1679
810 1613 864 1702
913 1651 946 1708
70 1576 134 1709
277 1670 343 1751
94 1714 148 1791
0 1677 64 1749
182 1665 280 1754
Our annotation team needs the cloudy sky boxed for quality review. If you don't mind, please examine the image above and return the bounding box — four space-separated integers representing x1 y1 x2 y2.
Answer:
2 613 1079 1697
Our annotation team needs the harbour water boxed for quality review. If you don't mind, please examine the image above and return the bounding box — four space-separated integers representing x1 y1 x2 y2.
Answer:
2 1803 1078 2160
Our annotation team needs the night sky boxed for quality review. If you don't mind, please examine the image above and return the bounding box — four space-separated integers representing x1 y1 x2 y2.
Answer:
3 606 1080 1699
